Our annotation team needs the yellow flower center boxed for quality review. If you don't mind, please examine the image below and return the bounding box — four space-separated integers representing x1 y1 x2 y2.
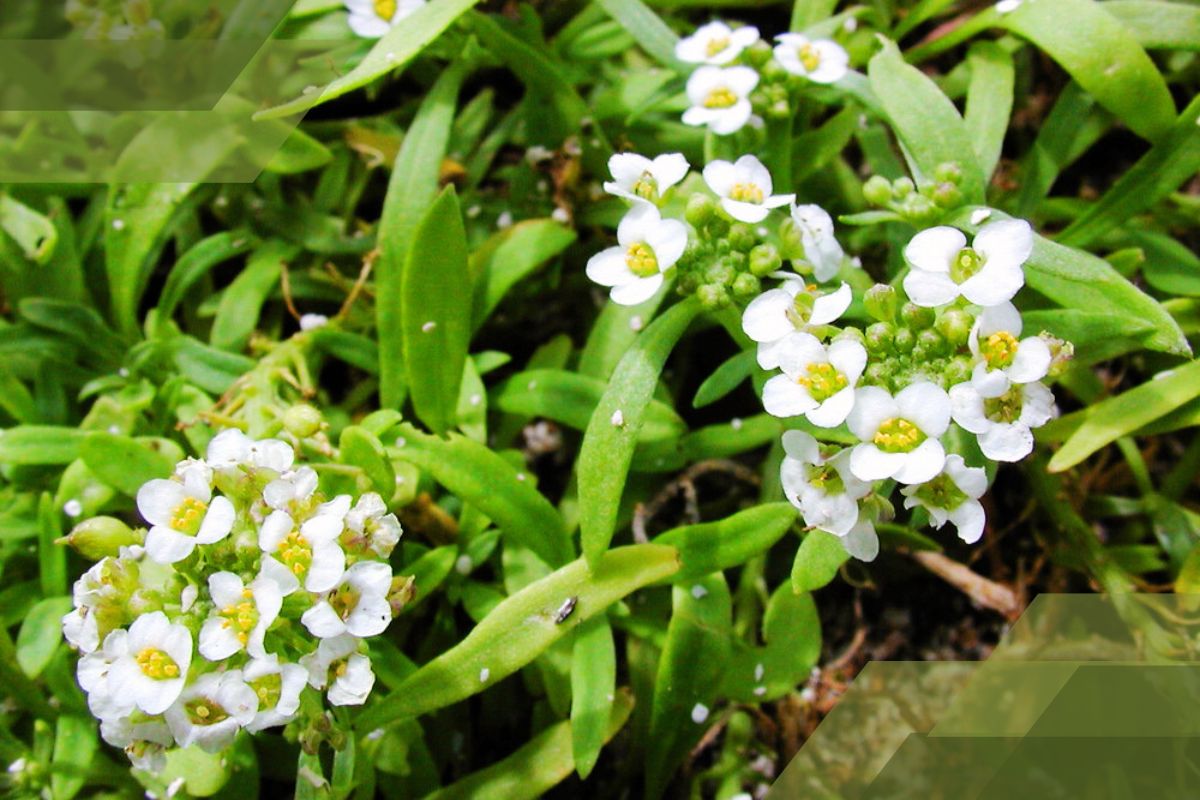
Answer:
169 497 207 536
250 673 282 709
135 647 180 680
373 0 397 20
185 698 229 726
873 418 925 453
625 242 659 278
330 586 361 620
729 182 764 204
798 43 821 72
914 474 968 510
705 35 730 58
982 331 1019 370
950 247 984 283
632 171 658 201
703 87 738 109
220 588 258 646
279 530 313 578
984 386 1023 424
808 463 845 495
798 362 848 402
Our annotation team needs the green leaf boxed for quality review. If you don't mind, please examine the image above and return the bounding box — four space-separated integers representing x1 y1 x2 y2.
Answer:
1132 230 1200 297
570 615 616 779
654 504 797 584
579 297 702 567
471 219 576 331
402 187 471 434
595 0 680 67
1021 309 1153 363
161 746 233 797
210 239 296 353
256 0 482 118
389 423 573 566
264 127 333 174
867 38 986 203
722 585 821 702
50 714 98 800
692 350 756 409
1049 359 1200 472
38 492 67 597
406 545 458 607
356 544 679 730
1058 94 1200 247
0 426 86 465
578 291 668 380
645 575 732 800
963 41 1014 180
339 426 396 498
18 298 125 365
376 61 469 409
998 0 1175 142
0 193 57 264
1013 81 1109 217
494 369 685 441
16 596 71 677
157 231 256 323
1103 1 1200 51
792 0 839 29
791 529 848 593
80 433 176 496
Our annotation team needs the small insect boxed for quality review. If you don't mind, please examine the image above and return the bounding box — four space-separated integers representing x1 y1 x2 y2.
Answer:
552 596 578 624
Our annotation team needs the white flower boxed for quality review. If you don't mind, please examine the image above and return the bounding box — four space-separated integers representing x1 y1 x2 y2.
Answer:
344 0 424 38
675 21 760 65
968 301 1051 395
586 205 687 306
344 492 403 557
682 66 759 135
702 155 794 224
243 655 308 732
263 466 320 515
780 431 871 536
902 219 1033 308
63 558 125 654
78 629 135 721
742 276 852 368
790 204 845 282
63 605 100 654
847 382 951 484
841 513 880 562
300 635 376 706
205 429 294 474
259 508 347 594
763 334 866 427
950 379 1055 462
302 561 393 639
103 611 193 716
164 671 257 752
901 455 988 543
773 34 849 83
199 570 284 661
99 716 173 772
138 467 235 564
603 152 689 205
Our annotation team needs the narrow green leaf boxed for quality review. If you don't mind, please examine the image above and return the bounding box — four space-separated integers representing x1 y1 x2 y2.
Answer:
867 39 986 203
570 616 616 779
1133 231 1200 297
654 504 797 584
579 297 702 567
692 350 756 409
596 0 680 67
38 492 67 597
1014 81 1109 217
210 239 296 353
722 585 821 702
80 432 176 496
791 529 848 593
50 714 98 800
339 426 396 498
792 105 859 185
16 596 71 677
157 231 256 322
406 546 458 607
18 298 124 365
1104 1 1200 51
376 61 469 409
0 426 86 465
470 220 576 331
963 41 1014 180
578 291 667 380
791 0 839 30
264 127 334 174
357 544 679 729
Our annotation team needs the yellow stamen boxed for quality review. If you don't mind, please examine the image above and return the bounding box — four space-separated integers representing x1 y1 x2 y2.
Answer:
705 36 730 58
729 183 764 204
169 497 207 535
135 647 180 680
797 363 848 402
703 87 738 109
374 0 397 21
798 43 821 72
873 418 924 453
625 242 659 278
982 331 1019 370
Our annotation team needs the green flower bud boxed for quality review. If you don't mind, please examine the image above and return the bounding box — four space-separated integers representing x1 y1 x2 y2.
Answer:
934 162 963 184
864 284 899 323
732 272 761 298
865 322 894 354
708 215 730 239
58 516 140 560
894 327 915 354
677 271 701 294
835 326 866 346
750 91 769 114
685 193 716 228
900 302 935 330
727 251 748 272
934 308 973 347
904 193 937 223
704 261 736 287
892 177 915 199
761 59 788 82
931 181 963 209
778 217 804 261
944 356 972 386
916 328 947 358
864 362 892 386
768 99 792 120
728 223 757 252
862 175 893 206
283 404 323 438
748 243 782 276
697 283 730 310
746 40 774 68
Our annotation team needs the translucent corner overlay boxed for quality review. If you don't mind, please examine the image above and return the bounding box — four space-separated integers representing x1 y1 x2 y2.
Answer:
769 595 1200 799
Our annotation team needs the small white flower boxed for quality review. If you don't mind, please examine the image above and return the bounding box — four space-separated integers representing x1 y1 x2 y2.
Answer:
603 152 689 205
790 204 845 282
137 466 234 564
773 34 849 84
763 334 866 427
164 670 257 753
343 492 403 558
586 205 687 306
259 508 347 594
901 455 988 543
102 611 193 716
968 301 1051 395
199 570 284 661
300 635 376 706
950 379 1055 462
675 21 760 65
206 429 294 474
780 431 871 536
78 629 135 721
903 219 1033 308
301 561 394 639
62 558 123 654
99 716 173 772
702 155 794 224
263 466 320 515
344 0 424 38
243 655 308 733
847 382 951 484
742 276 853 368
682 66 759 135
840 513 880 562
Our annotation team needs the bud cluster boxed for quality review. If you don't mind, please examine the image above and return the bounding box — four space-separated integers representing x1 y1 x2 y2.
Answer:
861 162 967 224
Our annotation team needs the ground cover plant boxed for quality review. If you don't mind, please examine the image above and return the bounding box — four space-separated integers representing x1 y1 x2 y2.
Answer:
1 0 1199 797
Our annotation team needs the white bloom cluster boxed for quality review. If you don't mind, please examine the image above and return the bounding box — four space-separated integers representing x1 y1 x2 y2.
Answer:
62 430 405 771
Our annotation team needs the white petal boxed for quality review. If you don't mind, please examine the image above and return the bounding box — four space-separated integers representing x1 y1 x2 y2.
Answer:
893 439 946 485
904 227 966 274
301 512 344 543
708 102 753 135
742 289 796 343
849 443 906 481
144 528 196 564
346 593 392 638
208 572 244 607
971 363 1011 398
809 283 852 325
781 429 820 463
205 429 250 468
1019 382 1056 428
650 153 689 190
763 375 818 418
903 269 960 308
846 386 896 441
841 517 880 562
896 382 951 436
305 542 346 593
259 510 293 552
586 248 634 287
199 618 242 661
961 261 1023 306
702 159 737 196
647 219 689 268
610 273 664 306
828 339 867 383
260 555 300 595
808 41 849 83
977 301 1022 337
756 338 789 370
1009 337 1051 383
949 384 989 434
734 155 772 193
348 12 390 37
329 654 375 706
721 198 770 223
775 331 827 376
979 423 1033 462
301 602 347 639
195 496 234 544
136 480 186 527
808 386 856 428
617 203 660 244
607 152 652 188
973 219 1033 272
949 500 986 543
681 106 717 128
944 455 988 498
347 561 393 596
724 66 759 96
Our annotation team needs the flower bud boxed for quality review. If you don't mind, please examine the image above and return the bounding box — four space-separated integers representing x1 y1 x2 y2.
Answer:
58 516 140 560
864 284 898 323
893 327 915 354
728 223 757 252
685 193 716 228
732 272 761 299
746 40 774 68
934 162 963 184
1042 334 1075 378
677 271 701 295
835 326 866 346
944 356 972 386
707 214 730 239
864 362 892 387
768 99 792 120
778 217 804 261
388 575 416 617
697 283 730 310
862 175 893 206
748 243 782 276
900 302 935 330
283 404 323 438
934 308 973 347
761 59 787 82
704 260 736 287
865 322 894 354
903 194 937 223
916 328 947 358
892 177 915 199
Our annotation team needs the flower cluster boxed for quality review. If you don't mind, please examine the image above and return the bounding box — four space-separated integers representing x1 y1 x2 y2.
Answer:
344 0 425 38
675 21 850 136
61 430 407 770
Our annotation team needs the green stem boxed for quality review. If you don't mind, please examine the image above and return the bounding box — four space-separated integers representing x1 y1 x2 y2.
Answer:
764 114 795 195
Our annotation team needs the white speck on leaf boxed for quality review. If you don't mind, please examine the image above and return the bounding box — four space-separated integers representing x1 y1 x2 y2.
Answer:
691 703 709 723
479 667 490 683
611 409 624 427
421 321 437 333
455 555 473 575
691 584 708 599
629 315 644 331
970 208 993 225
63 499 83 518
